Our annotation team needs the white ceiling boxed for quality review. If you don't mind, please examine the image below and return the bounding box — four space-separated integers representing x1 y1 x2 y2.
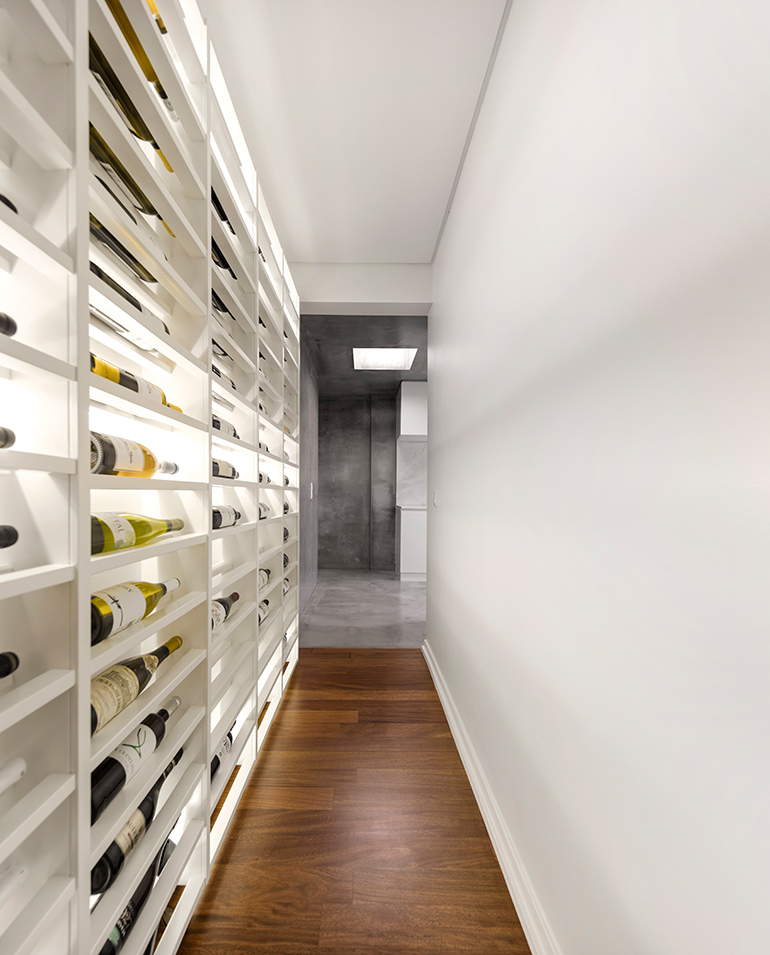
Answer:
198 0 509 265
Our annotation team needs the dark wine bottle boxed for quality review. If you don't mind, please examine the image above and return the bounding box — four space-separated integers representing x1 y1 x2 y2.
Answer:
90 750 182 893
211 239 237 280
211 289 233 320
0 526 17 548
0 428 15 448
210 722 236 780
258 568 271 589
212 414 239 440
91 639 183 736
212 364 237 391
258 599 269 624
90 214 157 285
0 313 16 337
89 262 144 313
91 698 180 823
212 506 240 530
284 474 290 486
211 189 235 234
283 501 289 515
283 553 289 570
258 502 270 520
211 592 239 631
0 194 18 214
212 459 239 480
283 526 290 542
258 440 269 454
282 578 290 596
0 652 19 678
212 338 230 360
98 846 163 955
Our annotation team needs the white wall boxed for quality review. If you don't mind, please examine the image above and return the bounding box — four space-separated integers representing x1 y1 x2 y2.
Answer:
398 381 428 438
290 262 432 315
427 2 770 954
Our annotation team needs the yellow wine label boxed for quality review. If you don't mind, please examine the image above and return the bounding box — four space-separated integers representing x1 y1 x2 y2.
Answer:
91 666 141 732
96 513 136 550
140 654 160 676
113 807 147 857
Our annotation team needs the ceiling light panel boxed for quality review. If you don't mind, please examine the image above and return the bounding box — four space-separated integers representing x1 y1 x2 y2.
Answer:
353 348 418 371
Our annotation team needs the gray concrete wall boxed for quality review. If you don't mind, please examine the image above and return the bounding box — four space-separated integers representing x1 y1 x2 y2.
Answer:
299 336 319 613
318 397 397 570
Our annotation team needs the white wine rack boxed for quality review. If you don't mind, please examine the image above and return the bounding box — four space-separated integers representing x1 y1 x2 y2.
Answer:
0 1 301 953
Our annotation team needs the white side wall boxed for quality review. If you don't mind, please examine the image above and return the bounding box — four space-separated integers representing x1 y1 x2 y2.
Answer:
290 262 432 315
427 2 770 954
398 381 428 438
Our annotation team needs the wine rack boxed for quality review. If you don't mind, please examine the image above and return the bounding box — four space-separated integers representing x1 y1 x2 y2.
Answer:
0 1 300 953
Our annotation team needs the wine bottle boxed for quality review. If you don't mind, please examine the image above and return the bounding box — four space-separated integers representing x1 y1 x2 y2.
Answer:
91 432 178 478
283 501 289 515
92 513 185 555
91 353 183 412
211 592 239 630
282 578 290 596
258 568 271 589
212 506 240 530
0 864 27 909
211 189 235 234
91 750 182 893
91 699 180 823
0 652 19 678
258 440 269 454
98 847 161 955
90 262 144 314
210 722 236 780
284 474 290 486
0 313 16 337
104 0 179 122
258 600 269 624
89 36 173 171
90 125 173 235
90 306 164 359
283 526 290 542
90 641 182 736
92 175 169 265
211 239 238 280
0 194 17 214
212 364 237 391
90 214 158 285
0 428 15 448
211 289 233 320
212 338 230 360
0 757 26 797
258 401 266 414
91 577 181 645
212 459 238 480
258 471 272 484
283 449 291 462
212 413 238 439
283 553 289 570
258 502 270 520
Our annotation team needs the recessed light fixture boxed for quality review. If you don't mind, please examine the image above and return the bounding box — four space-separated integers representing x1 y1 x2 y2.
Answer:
353 348 418 371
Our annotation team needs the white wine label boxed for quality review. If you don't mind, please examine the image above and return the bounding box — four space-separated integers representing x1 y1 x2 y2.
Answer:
211 602 227 630
111 723 159 779
216 506 239 527
109 436 146 472
140 654 160 676
214 460 237 478
213 734 233 764
219 420 237 437
91 666 140 732
92 583 146 634
113 808 147 857
134 376 164 404
96 513 136 550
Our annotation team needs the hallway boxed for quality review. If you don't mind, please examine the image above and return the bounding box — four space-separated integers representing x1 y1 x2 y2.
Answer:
178 649 528 954
300 570 426 649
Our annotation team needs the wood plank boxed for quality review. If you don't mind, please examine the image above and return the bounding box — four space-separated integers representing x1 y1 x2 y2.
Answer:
178 649 529 955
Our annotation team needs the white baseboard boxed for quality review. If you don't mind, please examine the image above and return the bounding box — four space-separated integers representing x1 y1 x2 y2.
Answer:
422 639 563 955
400 572 426 581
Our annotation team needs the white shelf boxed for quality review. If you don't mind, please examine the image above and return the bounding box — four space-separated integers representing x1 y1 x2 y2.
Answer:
212 520 258 540
90 374 208 433
2 0 74 63
89 475 207 492
0 563 75 601
211 601 256 648
0 669 75 736
0 450 77 474
0 197 74 275
90 532 208 573
0 67 73 170
0 773 75 867
213 560 257 594
1 876 75 955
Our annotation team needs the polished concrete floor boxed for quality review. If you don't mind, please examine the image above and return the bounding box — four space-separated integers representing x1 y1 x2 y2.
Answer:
300 569 426 648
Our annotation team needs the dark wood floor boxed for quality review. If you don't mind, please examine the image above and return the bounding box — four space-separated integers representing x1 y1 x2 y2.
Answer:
178 649 530 954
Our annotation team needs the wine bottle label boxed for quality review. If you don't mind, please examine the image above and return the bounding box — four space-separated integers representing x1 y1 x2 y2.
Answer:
211 602 228 630
140 654 160 676
113 807 147 858
109 436 146 471
112 723 159 779
96 513 136 550
215 505 239 527
213 734 233 764
92 583 146 633
213 460 238 479
134 375 164 404
91 666 141 732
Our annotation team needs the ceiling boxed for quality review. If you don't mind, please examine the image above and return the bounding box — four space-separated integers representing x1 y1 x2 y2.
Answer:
198 0 509 265
301 315 427 397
